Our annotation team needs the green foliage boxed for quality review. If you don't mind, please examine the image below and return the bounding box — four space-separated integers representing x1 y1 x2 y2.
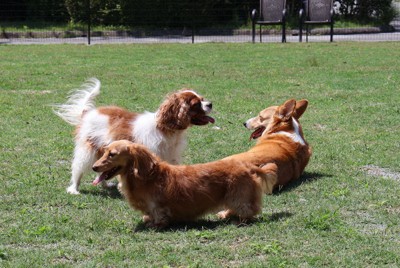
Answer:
304 209 340 231
26 0 69 22
65 0 122 25
0 249 8 261
119 0 253 27
0 0 396 27
336 0 397 25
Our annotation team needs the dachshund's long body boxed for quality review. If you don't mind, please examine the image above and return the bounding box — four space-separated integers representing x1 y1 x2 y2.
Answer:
93 141 264 228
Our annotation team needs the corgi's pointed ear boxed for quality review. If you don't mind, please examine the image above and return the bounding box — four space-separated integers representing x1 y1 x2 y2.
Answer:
294 99 308 119
278 99 296 121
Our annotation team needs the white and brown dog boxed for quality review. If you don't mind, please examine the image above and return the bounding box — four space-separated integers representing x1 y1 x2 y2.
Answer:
54 78 214 194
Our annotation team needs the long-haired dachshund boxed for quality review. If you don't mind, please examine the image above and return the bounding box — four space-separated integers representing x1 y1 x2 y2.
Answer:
92 140 265 229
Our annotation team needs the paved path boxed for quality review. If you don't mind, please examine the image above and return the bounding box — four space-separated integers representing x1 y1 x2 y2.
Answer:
1 31 399 45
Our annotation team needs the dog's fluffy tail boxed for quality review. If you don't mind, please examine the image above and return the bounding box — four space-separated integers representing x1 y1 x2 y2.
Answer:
53 78 101 126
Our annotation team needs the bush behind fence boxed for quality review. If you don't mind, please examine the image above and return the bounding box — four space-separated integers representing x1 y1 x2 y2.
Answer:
1 0 397 27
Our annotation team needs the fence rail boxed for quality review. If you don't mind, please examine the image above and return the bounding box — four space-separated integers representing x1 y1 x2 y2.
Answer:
1 27 399 44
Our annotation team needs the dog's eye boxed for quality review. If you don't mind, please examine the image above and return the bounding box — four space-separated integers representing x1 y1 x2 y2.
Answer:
193 102 201 108
108 152 115 158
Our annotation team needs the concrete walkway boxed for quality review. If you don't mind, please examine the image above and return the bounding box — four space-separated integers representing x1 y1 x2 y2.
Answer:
1 31 399 45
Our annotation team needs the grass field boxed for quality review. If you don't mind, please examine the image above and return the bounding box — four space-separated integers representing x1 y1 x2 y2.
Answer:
0 42 399 267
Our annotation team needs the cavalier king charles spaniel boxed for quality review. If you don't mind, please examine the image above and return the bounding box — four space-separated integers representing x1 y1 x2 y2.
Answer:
92 140 264 229
54 78 214 194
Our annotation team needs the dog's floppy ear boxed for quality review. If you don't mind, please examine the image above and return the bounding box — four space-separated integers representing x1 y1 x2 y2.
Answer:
175 97 191 128
277 99 296 122
157 92 191 130
130 145 157 179
96 146 107 159
293 99 308 120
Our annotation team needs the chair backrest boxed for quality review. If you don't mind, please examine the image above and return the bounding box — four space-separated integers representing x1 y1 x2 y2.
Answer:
305 0 333 21
260 0 286 22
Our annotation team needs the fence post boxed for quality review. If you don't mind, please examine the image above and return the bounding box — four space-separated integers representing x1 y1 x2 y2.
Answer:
191 4 195 44
191 25 194 44
87 0 91 45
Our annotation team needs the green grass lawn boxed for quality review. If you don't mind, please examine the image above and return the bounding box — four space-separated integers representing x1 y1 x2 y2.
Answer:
0 42 399 267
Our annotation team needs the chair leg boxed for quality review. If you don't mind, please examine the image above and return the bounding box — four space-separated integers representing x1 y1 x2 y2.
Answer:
282 22 286 43
299 22 303 42
260 25 262 43
330 22 333 42
306 25 309 42
252 21 255 43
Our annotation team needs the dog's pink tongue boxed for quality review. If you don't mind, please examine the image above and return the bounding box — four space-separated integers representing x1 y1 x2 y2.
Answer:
206 116 215 123
250 127 265 140
92 175 105 186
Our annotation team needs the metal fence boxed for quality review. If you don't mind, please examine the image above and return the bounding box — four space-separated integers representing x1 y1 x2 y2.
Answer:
2 26 400 45
1 1 399 44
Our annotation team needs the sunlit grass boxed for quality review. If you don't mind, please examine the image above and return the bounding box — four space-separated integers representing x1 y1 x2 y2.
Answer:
0 42 399 267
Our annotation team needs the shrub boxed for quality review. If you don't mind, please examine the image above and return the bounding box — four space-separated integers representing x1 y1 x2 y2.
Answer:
26 0 69 22
0 0 397 27
65 0 122 25
336 0 397 25
119 0 252 28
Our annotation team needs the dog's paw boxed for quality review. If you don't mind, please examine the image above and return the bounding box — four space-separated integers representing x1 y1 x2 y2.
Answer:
142 215 152 223
117 182 122 192
217 210 232 220
66 186 80 195
143 216 168 229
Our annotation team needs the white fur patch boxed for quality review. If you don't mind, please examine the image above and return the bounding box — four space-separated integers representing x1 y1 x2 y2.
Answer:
244 117 256 129
201 101 212 114
182 89 199 97
132 112 163 152
78 110 112 147
53 78 101 126
275 118 306 146
132 112 187 164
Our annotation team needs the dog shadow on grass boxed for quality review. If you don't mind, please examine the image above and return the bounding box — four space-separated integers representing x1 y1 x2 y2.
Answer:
134 219 228 233
81 185 123 199
274 171 330 195
133 211 294 233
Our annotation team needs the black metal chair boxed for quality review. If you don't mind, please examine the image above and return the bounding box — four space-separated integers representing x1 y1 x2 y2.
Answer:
251 0 287 43
299 0 334 42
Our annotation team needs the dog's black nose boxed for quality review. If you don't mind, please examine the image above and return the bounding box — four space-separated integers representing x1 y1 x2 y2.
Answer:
203 102 212 110
243 122 247 127
92 166 99 172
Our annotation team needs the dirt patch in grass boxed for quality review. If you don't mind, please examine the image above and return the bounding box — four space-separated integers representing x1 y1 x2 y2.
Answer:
361 165 400 181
